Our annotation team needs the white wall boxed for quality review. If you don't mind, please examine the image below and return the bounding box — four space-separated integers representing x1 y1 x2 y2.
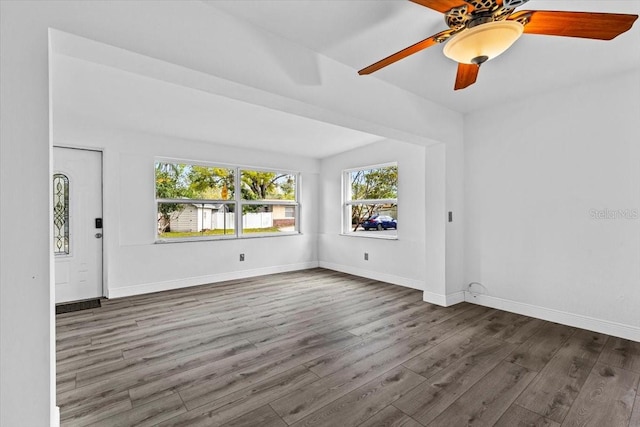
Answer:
464 70 640 340
425 144 449 303
54 121 320 298
0 3 55 425
318 139 428 289
445 132 466 299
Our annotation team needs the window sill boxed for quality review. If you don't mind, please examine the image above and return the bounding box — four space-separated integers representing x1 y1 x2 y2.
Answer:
339 232 398 240
155 231 302 244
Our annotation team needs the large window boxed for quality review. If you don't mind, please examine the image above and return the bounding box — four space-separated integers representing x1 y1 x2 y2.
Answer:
343 163 398 238
156 161 298 241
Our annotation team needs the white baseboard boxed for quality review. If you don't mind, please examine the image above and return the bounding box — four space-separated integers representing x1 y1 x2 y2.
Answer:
465 292 640 342
51 406 60 427
423 290 465 307
318 261 423 290
107 261 319 299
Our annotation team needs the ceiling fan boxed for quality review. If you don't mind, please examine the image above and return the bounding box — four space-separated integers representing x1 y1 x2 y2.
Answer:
358 0 638 90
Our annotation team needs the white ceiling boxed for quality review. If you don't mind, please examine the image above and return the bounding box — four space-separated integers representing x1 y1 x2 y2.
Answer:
52 1 639 159
52 54 384 159
209 0 640 113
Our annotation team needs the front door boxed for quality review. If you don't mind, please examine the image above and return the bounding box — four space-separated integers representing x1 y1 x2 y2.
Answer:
53 147 103 303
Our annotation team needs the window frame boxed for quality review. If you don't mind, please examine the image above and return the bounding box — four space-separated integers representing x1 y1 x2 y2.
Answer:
342 162 398 240
53 173 71 255
155 159 300 242
238 166 300 237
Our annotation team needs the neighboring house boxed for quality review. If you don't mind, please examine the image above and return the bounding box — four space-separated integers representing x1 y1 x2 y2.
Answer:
171 204 229 232
272 205 295 228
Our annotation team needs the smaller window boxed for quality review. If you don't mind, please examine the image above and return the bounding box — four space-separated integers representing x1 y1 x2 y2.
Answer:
53 173 70 255
284 206 295 218
343 163 398 238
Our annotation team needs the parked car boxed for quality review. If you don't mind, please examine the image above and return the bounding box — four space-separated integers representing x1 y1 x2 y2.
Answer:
361 215 397 230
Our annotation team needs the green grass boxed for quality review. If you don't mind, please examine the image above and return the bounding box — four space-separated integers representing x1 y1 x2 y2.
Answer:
159 227 280 239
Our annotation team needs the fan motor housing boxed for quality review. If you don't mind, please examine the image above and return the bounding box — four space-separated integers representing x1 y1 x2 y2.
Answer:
503 0 531 8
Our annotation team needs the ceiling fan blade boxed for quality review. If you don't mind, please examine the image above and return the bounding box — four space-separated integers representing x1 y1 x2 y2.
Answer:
510 10 638 40
358 30 454 75
410 0 466 14
454 63 479 90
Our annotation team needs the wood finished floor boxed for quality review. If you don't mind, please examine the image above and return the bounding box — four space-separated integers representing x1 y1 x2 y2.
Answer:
56 268 640 427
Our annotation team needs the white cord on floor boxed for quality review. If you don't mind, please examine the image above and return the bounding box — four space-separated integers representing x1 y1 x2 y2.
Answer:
467 281 488 299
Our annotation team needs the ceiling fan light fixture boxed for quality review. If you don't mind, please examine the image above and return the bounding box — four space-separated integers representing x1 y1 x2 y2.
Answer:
443 20 524 64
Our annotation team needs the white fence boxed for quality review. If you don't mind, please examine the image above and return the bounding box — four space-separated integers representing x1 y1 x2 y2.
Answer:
241 212 273 229
171 207 274 232
212 212 236 230
213 212 273 230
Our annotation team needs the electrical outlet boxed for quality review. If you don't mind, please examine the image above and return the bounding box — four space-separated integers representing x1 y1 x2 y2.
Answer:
239 253 245 262
364 252 369 261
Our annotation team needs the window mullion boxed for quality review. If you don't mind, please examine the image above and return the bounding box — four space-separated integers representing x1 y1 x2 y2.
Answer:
235 166 241 237
241 200 298 205
157 198 231 205
345 199 397 205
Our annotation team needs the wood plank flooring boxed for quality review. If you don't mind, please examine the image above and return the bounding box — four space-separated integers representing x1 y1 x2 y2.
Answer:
56 268 640 426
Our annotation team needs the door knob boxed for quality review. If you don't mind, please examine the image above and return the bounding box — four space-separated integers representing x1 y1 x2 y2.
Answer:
95 233 103 238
